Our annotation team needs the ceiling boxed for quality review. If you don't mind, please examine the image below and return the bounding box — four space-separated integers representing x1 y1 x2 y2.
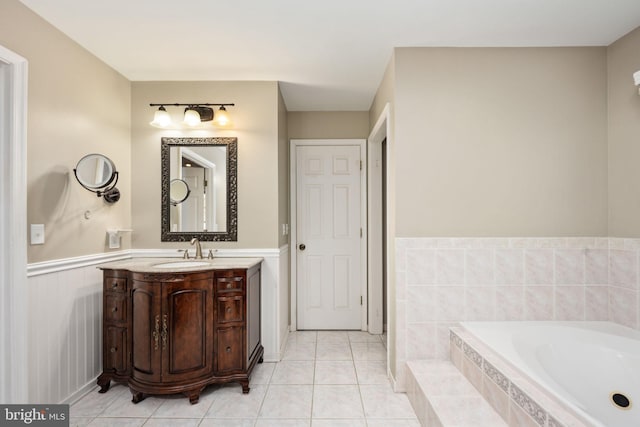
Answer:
19 0 640 111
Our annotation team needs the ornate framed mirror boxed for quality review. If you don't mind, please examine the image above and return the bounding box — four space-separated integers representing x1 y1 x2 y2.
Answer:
161 137 237 241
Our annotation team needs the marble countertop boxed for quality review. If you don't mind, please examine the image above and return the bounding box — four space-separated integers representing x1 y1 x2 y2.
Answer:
98 257 263 273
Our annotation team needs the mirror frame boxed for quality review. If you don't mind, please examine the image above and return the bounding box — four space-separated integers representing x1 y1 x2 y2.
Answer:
161 137 238 241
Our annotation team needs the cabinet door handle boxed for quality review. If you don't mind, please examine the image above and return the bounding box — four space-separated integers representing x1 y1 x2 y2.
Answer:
226 346 231 353
110 347 117 353
161 314 168 350
152 315 160 350
226 283 233 289
111 307 118 313
226 307 232 313
111 281 118 289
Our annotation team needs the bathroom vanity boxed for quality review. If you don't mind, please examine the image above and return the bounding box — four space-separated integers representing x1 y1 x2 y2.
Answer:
96 258 263 404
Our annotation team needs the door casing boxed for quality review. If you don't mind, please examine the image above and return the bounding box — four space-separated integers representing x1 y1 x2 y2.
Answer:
290 139 367 332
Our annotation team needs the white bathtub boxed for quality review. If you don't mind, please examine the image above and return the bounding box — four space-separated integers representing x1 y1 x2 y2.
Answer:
460 321 640 427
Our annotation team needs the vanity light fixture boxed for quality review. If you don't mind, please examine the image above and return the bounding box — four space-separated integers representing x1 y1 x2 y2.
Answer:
149 103 235 128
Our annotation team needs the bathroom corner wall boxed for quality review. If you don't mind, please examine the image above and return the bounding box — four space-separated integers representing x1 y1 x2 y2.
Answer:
0 0 132 264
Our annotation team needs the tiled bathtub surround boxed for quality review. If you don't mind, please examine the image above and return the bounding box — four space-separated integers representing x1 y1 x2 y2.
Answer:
395 237 640 390
449 327 588 427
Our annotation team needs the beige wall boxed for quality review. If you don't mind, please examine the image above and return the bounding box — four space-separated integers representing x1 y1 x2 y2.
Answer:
0 0 132 263
287 111 370 139
131 81 282 249
394 47 608 237
607 27 640 237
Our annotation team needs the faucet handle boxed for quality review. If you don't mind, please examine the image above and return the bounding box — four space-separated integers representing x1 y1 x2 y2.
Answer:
178 249 189 259
207 249 217 259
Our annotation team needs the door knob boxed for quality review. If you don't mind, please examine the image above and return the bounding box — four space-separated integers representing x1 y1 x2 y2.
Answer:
299 243 306 251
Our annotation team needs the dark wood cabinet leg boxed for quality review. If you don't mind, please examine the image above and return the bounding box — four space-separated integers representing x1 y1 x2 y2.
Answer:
184 388 203 405
131 390 146 404
240 380 250 394
258 357 264 363
96 374 111 393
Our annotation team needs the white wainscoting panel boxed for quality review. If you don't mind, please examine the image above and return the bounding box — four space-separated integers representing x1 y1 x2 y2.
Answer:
27 264 103 404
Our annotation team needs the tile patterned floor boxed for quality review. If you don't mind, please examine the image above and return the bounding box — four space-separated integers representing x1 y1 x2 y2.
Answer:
70 331 419 427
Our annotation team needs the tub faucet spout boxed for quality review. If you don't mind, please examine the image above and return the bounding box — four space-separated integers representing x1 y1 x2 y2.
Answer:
190 238 203 259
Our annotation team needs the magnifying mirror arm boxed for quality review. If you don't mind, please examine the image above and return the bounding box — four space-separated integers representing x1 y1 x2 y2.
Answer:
73 169 120 203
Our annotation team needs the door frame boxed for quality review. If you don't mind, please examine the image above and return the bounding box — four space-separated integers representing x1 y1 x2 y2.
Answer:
0 45 28 403
367 104 390 335
290 139 367 331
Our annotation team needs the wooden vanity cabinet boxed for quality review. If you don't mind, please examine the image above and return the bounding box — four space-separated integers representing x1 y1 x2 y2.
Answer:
97 263 263 404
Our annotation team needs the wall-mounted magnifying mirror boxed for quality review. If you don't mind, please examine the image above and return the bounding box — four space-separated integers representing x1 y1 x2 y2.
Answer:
73 153 120 203
161 137 237 241
170 178 191 205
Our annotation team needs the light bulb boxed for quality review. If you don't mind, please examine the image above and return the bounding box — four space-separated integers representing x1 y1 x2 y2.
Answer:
150 106 172 127
183 108 201 126
213 106 231 126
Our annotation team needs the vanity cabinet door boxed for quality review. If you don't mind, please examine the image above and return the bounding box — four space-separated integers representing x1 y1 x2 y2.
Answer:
131 281 162 383
161 279 214 383
215 326 244 373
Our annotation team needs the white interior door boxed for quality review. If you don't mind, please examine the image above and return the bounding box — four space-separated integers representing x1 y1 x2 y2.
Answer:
182 166 204 230
296 145 362 330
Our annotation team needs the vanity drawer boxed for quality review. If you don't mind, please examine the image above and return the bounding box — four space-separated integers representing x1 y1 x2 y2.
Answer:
215 274 244 293
105 277 127 293
215 326 244 373
105 294 128 323
217 296 244 323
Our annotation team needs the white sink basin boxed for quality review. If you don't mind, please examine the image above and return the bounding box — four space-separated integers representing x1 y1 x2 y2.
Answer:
154 261 211 269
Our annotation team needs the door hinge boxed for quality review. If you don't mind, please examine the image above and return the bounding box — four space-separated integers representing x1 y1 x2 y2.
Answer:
360 160 363 170
360 228 363 238
360 296 363 305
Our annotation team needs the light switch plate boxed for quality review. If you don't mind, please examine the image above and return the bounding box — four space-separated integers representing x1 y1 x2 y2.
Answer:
30 224 45 245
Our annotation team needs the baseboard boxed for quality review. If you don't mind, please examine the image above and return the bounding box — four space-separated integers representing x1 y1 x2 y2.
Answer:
61 378 99 405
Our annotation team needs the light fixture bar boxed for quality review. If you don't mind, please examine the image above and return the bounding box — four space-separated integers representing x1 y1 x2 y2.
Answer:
149 103 235 107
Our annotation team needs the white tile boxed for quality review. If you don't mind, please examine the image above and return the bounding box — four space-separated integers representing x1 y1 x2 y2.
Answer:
350 342 386 361
354 361 388 385
315 342 352 361
271 361 315 384
256 420 310 427
555 249 584 285
69 418 94 427
430 396 506 426
204 384 267 419
311 419 366 427
366 420 421 427
314 361 358 384
359 384 417 419
495 249 524 285
466 249 495 285
99 392 164 418
312 385 364 419
143 419 201 427
199 419 256 427
525 249 554 285
283 341 316 361
250 362 276 384
288 331 318 343
406 249 436 285
347 331 382 343
70 386 128 417
317 331 349 343
259 385 313 419
151 387 217 418
86 418 146 427
435 249 465 285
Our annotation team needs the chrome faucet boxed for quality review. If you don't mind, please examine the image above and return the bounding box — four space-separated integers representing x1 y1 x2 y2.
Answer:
190 238 203 259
